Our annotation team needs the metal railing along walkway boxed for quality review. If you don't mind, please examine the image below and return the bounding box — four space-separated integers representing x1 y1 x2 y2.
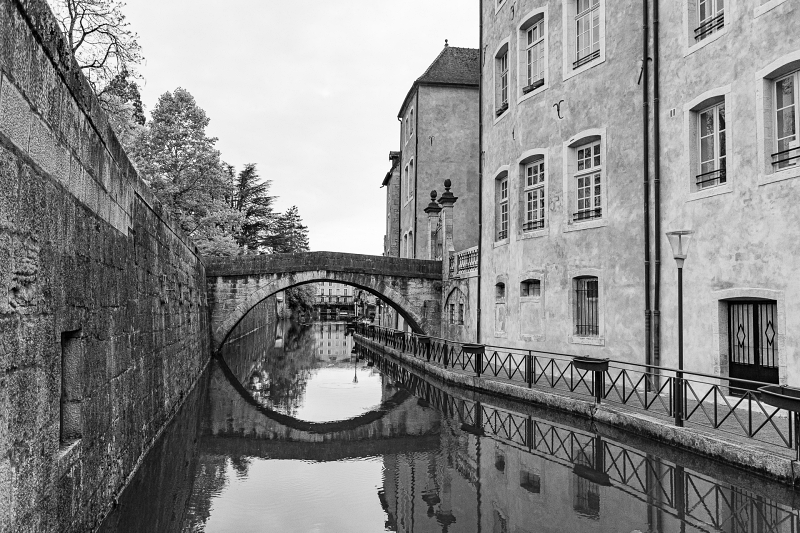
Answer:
355 324 798 459
361 349 800 533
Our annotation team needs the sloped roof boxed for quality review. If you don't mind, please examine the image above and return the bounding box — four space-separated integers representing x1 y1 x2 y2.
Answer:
398 46 480 117
417 46 480 86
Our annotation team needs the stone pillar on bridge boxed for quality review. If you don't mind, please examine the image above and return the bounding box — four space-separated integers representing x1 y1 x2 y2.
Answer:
438 180 458 281
424 191 443 262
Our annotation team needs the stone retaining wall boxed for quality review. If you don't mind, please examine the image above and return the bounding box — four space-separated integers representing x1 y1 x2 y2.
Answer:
0 0 210 531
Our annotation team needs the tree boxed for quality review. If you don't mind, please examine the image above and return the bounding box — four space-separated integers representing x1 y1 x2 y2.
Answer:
101 69 145 152
227 163 278 252
48 0 145 145
132 88 244 256
48 0 143 95
271 206 310 253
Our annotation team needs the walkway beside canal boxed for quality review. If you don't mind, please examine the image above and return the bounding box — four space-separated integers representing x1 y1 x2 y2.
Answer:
354 332 800 484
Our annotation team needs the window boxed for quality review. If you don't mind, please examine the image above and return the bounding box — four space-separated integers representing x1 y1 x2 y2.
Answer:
524 19 545 92
524 158 545 230
695 0 724 42
407 160 414 200
449 303 456 325
521 279 541 298
496 175 509 240
458 303 464 325
403 234 408 258
574 276 599 336
496 282 506 301
409 109 414 137
499 52 509 108
574 141 602 222
575 0 600 68
563 0 604 79
494 42 510 116
775 71 800 170
696 102 726 188
408 231 413 258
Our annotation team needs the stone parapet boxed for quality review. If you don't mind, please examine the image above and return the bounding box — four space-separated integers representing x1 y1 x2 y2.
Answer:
204 251 442 279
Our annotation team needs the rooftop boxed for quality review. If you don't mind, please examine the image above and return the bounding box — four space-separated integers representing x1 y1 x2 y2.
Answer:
398 44 480 116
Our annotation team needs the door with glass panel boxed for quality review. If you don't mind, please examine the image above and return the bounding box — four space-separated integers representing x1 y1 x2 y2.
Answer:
728 301 779 391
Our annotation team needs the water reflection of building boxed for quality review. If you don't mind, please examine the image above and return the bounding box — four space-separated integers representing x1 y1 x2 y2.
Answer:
315 322 354 361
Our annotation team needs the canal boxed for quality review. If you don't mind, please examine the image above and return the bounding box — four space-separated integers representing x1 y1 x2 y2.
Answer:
100 299 800 532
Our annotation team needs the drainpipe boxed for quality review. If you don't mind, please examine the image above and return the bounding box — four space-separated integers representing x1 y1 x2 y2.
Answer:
652 0 662 367
643 0 652 368
476 0 484 344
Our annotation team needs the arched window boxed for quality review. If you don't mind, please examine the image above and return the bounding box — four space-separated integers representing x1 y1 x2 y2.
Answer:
495 282 506 302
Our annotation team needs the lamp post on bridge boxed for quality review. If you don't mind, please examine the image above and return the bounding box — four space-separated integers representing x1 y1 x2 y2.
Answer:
666 229 694 428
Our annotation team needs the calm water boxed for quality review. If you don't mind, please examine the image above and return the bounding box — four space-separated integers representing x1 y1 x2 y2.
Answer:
100 302 800 532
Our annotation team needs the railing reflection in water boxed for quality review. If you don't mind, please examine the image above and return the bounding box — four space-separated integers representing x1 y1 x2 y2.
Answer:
357 342 800 533
355 324 795 457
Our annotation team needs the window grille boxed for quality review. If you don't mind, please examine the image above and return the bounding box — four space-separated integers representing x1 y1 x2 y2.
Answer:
524 159 545 231
697 102 726 189
574 277 599 336
774 72 800 169
574 142 602 221
574 0 600 68
458 303 465 325
695 0 724 41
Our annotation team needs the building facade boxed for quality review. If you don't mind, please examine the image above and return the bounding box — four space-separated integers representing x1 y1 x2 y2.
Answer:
384 44 481 261
477 0 800 385
313 282 356 319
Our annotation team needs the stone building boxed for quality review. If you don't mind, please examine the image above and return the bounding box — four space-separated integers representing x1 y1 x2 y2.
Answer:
313 282 356 319
477 0 800 386
381 44 481 333
383 43 480 261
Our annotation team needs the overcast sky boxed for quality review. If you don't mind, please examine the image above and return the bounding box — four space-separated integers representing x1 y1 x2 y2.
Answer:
124 0 478 255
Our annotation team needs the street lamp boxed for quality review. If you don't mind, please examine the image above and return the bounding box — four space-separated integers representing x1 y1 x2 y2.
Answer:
666 229 694 427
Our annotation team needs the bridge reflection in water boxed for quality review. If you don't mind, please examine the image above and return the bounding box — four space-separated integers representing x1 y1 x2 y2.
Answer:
99 299 800 532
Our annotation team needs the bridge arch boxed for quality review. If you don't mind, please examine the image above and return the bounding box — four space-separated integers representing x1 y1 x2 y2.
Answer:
208 359 440 446
213 271 425 350
205 252 443 351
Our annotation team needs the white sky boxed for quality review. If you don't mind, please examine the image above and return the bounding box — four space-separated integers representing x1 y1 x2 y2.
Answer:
125 0 478 254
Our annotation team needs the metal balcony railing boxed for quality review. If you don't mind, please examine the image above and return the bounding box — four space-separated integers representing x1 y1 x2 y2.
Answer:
694 13 724 41
695 168 726 188
772 146 800 169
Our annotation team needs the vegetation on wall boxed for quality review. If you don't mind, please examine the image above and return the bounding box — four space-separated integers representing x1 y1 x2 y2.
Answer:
46 0 312 262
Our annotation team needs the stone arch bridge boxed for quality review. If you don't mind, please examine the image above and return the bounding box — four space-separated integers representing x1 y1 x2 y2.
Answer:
205 252 443 351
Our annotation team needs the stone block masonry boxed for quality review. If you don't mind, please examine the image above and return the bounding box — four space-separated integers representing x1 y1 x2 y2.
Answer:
0 0 210 531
